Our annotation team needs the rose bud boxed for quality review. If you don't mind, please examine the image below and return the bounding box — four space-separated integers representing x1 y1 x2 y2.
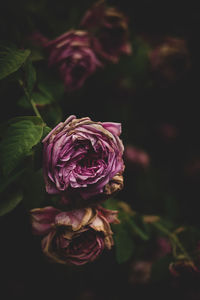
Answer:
42 115 124 204
149 37 191 83
124 145 150 169
44 30 102 90
81 0 132 63
30 206 119 265
169 260 199 277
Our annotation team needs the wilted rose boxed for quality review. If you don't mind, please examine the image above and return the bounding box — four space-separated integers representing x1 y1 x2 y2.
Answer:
169 260 199 277
43 115 124 204
30 206 119 265
149 37 191 83
44 30 102 90
81 0 132 63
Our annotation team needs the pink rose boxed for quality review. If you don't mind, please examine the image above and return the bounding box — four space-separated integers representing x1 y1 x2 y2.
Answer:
44 30 102 90
30 206 119 265
124 145 150 169
42 115 124 204
81 1 132 63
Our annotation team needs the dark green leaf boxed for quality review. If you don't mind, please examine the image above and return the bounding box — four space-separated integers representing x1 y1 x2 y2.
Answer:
43 104 63 127
112 223 135 264
0 189 23 216
0 119 44 176
102 198 119 210
18 91 53 109
127 216 150 241
24 59 36 95
0 46 30 80
42 126 52 139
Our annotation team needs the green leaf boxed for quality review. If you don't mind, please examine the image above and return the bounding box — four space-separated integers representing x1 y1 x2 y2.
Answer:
0 45 31 80
43 104 63 127
18 92 53 109
0 119 44 176
112 223 135 264
23 169 46 209
0 189 23 216
42 126 52 139
24 59 36 95
127 216 150 241
102 198 119 210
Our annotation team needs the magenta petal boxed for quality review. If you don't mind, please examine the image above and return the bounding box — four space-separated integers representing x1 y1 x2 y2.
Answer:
30 206 60 235
101 122 122 136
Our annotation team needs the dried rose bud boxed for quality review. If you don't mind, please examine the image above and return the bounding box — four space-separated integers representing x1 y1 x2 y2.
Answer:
169 260 199 277
43 115 124 204
44 30 102 90
30 206 119 265
124 145 150 169
149 37 191 82
81 0 132 63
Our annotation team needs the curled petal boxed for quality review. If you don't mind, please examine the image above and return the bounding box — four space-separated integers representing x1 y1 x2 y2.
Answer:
55 207 96 231
30 207 60 235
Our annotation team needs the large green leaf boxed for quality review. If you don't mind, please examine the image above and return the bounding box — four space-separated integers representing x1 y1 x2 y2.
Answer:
0 189 23 216
0 46 31 80
0 118 44 176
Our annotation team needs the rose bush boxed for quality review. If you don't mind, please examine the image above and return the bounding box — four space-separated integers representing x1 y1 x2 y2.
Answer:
44 30 102 90
30 205 119 265
81 0 132 63
43 115 124 204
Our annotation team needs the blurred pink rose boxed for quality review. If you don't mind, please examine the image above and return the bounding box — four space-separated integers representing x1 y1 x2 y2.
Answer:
124 145 150 169
159 123 178 141
44 30 102 90
149 37 191 82
81 0 132 63
129 260 153 284
156 237 171 258
30 206 119 265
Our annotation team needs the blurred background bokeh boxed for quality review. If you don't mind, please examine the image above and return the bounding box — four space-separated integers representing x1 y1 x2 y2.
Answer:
1 0 200 299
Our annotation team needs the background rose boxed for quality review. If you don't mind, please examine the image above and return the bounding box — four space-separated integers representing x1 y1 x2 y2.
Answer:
44 30 102 90
43 115 124 203
30 206 119 265
81 0 132 63
149 37 191 83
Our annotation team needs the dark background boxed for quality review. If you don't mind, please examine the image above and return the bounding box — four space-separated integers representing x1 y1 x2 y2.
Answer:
1 0 200 299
